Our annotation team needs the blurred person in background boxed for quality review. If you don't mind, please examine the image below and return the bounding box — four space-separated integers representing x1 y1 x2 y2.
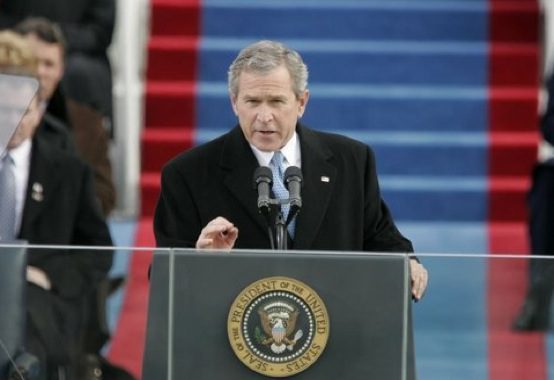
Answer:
0 0 116 134
0 30 113 379
15 17 115 216
513 72 554 332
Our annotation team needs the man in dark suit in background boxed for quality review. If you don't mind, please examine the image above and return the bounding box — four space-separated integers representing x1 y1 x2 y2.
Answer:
15 17 116 216
0 31 112 380
154 40 428 300
513 72 554 331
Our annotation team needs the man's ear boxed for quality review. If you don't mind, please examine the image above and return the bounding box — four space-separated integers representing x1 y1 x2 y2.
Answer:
298 90 309 118
230 94 239 116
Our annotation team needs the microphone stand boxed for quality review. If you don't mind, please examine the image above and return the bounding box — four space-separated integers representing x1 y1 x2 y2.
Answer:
259 199 287 250
274 210 288 251
273 200 301 251
254 166 302 251
262 198 293 251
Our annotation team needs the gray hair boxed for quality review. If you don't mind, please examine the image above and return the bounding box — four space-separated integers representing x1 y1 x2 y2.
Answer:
228 40 309 99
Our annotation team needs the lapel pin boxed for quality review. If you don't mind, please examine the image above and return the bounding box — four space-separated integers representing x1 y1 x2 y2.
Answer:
31 182 44 202
320 176 330 183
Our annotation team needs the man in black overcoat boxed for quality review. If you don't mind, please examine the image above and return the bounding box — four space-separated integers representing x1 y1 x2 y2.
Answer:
154 40 428 300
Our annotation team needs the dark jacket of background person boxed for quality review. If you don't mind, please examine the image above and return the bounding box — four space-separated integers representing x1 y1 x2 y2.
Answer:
512 72 554 331
38 86 115 215
19 135 113 379
67 97 115 215
542 75 554 147
155 124 413 253
529 74 554 258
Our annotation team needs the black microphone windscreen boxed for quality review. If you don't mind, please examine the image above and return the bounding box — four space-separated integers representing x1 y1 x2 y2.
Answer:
254 166 273 214
253 166 273 188
284 166 303 185
284 166 302 212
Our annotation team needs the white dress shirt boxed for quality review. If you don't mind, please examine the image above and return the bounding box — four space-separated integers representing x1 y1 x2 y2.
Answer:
3 139 51 289
250 132 302 169
1 139 31 236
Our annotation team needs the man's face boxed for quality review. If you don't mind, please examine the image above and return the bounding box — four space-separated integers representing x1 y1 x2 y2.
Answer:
7 96 43 149
231 65 309 152
25 34 64 101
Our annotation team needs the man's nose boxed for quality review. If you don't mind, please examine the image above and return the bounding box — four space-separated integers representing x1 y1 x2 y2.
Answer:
37 64 48 80
256 105 273 123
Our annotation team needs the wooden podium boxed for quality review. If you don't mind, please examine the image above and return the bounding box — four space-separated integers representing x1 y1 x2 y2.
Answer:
143 250 416 379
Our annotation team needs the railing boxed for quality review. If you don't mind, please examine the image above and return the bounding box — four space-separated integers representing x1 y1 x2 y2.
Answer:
0 244 553 379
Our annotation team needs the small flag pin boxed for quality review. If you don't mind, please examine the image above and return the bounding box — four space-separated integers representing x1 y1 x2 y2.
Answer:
320 176 330 183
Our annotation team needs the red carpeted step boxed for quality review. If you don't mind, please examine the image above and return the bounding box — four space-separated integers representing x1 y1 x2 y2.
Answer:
489 87 539 133
141 127 195 172
140 173 161 217
489 177 532 221
488 192 533 226
150 0 200 37
488 221 529 254
144 81 196 127
489 44 539 86
489 131 538 177
147 36 198 82
490 1 540 44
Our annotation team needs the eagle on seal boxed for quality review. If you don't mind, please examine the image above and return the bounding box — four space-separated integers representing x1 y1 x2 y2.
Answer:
258 301 303 354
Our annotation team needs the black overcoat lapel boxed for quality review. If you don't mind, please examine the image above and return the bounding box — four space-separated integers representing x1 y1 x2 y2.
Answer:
219 126 270 237
293 126 336 249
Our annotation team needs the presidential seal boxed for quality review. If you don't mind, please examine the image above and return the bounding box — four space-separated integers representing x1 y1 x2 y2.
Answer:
227 277 330 377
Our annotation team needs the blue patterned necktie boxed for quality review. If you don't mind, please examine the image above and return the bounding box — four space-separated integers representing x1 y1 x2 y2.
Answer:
270 151 295 238
0 153 16 241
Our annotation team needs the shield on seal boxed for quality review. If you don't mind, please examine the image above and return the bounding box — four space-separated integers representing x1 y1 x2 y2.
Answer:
271 320 286 344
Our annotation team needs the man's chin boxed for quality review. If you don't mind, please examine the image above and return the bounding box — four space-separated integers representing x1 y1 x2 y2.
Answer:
42 89 54 102
252 137 280 152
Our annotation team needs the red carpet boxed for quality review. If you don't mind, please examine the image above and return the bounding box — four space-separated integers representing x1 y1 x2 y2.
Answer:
486 1 544 379
487 223 547 380
141 0 200 217
107 0 201 376
107 219 155 378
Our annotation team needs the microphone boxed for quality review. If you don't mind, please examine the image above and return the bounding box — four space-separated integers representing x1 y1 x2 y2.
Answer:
253 166 273 215
284 166 302 211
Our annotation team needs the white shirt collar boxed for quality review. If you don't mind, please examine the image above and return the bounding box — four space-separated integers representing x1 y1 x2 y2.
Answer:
7 138 32 169
250 132 301 168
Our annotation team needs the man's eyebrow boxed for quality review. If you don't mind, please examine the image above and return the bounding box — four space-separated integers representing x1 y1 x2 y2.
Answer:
242 94 261 101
